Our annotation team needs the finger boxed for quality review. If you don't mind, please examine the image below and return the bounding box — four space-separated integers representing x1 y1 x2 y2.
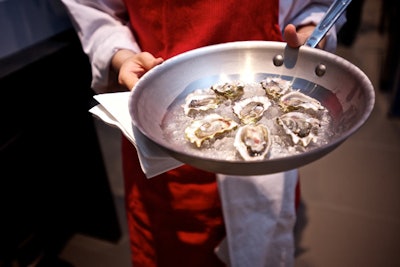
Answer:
127 74 139 90
136 52 164 70
283 24 302 48
124 53 164 90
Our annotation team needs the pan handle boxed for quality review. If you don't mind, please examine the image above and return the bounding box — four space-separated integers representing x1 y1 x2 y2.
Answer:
304 0 352 48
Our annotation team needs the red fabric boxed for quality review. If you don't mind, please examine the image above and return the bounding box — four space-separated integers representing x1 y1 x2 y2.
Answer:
295 176 301 210
121 1 290 266
122 138 225 267
125 0 283 59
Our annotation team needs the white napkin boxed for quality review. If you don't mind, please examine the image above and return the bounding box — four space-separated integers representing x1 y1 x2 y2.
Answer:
89 92 183 178
215 170 298 267
90 92 298 266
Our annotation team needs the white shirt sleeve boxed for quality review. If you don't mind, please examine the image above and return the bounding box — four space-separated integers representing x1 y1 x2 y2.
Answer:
61 0 141 93
61 0 345 93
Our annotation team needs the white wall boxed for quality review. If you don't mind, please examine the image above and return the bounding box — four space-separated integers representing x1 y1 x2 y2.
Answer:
0 0 72 59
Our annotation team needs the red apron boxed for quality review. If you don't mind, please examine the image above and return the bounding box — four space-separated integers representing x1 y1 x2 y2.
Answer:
122 1 285 266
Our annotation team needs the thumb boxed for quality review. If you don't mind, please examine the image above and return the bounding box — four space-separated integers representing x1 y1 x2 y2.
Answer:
283 24 302 48
135 52 164 71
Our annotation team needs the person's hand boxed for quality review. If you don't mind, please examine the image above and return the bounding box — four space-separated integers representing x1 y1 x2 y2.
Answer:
111 50 164 90
283 23 326 49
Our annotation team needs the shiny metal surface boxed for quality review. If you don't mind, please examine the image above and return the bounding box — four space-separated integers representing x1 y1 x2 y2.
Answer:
305 0 353 48
129 41 375 175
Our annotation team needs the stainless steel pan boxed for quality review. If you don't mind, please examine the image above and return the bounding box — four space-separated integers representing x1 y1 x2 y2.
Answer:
129 41 375 175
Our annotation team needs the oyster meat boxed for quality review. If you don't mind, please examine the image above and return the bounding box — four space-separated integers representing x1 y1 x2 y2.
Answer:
210 81 244 100
182 92 220 115
279 91 325 113
232 96 272 124
276 112 321 146
185 114 239 147
260 77 292 99
234 123 271 161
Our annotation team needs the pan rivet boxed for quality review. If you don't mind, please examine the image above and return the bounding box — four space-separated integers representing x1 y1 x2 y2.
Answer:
315 64 326 77
273 54 284 66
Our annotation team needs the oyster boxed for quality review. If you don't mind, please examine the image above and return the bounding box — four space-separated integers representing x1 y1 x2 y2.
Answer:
276 112 321 146
232 96 271 124
279 91 325 113
260 77 292 99
185 114 239 147
234 123 271 161
182 92 220 115
211 81 244 100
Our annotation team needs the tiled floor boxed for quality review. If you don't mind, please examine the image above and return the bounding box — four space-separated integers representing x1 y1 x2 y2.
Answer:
60 0 400 266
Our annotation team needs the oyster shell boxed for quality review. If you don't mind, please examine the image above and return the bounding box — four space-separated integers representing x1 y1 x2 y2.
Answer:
232 96 272 124
210 81 244 100
276 112 321 146
260 77 292 99
234 123 271 161
185 114 239 147
182 92 220 115
279 91 325 113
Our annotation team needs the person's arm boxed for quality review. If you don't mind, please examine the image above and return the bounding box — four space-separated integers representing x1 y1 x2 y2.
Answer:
61 0 141 93
280 0 347 52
